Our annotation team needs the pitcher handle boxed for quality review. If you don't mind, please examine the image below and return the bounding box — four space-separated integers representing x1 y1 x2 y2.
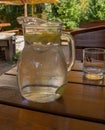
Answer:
61 32 75 72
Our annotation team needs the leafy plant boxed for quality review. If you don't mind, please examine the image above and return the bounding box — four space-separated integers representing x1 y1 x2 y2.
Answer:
12 51 21 63
44 0 81 29
1 1 105 30
44 0 105 29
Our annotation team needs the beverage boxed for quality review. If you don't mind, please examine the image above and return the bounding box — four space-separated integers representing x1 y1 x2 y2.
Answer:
21 85 65 103
83 48 105 80
24 32 61 45
18 44 67 103
83 66 104 80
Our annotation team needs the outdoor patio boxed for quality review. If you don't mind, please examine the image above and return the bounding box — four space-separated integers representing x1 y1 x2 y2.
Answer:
0 34 24 75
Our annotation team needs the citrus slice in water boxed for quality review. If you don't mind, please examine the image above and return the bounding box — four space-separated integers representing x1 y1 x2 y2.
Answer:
56 85 65 95
24 32 60 44
86 73 103 80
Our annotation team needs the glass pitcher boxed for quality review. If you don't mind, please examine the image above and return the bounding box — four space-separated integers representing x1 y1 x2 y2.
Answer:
17 17 75 103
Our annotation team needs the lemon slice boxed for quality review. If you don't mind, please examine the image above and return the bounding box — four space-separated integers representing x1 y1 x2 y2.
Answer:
24 32 61 44
56 85 65 95
86 74 103 80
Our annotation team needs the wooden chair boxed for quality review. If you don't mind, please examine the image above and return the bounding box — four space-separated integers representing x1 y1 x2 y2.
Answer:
79 20 105 28
69 25 105 61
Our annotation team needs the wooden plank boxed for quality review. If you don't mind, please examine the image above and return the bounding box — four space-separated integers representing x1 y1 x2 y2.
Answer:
4 63 105 87
0 23 11 27
0 75 105 123
5 66 17 75
0 63 14 75
0 74 17 87
79 20 105 28
0 39 15 61
70 26 105 60
0 104 105 130
0 40 8 46
72 60 83 71
68 71 105 86
5 61 83 76
3 29 19 33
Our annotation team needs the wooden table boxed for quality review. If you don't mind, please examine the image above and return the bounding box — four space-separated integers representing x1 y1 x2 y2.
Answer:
0 23 11 31
0 33 16 61
0 61 105 129
0 23 11 27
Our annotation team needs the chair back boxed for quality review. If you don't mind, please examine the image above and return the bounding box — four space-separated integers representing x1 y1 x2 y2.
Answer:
79 20 105 28
70 26 105 60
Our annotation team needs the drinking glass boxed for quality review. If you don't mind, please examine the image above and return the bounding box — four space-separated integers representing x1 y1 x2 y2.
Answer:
83 48 105 80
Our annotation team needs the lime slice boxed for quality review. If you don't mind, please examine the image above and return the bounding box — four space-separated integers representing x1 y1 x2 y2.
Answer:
24 32 61 44
56 85 65 95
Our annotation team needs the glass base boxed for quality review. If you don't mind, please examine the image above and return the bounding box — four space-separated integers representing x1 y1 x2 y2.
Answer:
84 73 104 80
21 85 63 103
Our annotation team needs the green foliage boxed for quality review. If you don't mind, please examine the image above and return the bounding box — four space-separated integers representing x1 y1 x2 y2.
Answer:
0 4 45 30
44 0 105 29
12 51 21 63
0 5 23 30
45 0 81 29
1 1 105 30
88 0 105 20
79 0 105 22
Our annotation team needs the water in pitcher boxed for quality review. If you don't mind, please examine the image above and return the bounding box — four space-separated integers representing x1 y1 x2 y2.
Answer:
18 33 67 103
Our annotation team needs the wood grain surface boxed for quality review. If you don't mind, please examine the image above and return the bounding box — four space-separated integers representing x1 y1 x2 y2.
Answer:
0 74 105 124
0 104 105 130
1 61 105 130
